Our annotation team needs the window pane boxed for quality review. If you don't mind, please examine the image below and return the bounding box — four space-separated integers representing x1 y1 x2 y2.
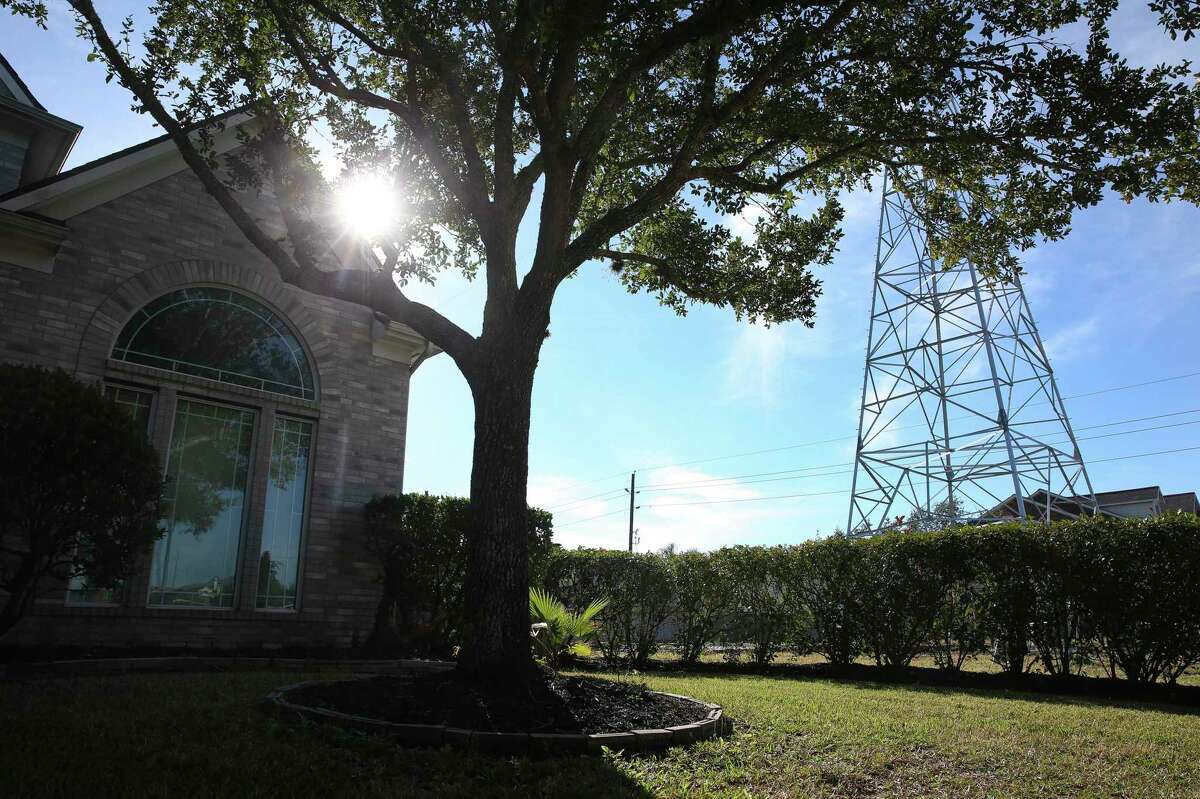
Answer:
105 385 154 436
67 386 155 605
66 576 124 606
148 399 255 608
256 417 313 610
112 287 316 400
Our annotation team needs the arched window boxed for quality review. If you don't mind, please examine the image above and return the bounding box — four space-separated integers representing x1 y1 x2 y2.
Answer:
112 287 316 400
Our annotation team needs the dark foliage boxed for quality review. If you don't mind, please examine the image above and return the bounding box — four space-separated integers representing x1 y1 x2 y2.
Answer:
0 365 162 637
364 493 554 657
1077 513 1200 683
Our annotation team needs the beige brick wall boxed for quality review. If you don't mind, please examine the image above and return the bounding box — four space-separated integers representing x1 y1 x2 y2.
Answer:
1 168 417 651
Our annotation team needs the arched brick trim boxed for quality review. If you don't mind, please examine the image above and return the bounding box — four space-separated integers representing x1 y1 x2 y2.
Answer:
74 259 322 400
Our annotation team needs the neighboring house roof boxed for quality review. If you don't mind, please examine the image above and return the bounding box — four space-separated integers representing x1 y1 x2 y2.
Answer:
0 52 81 190
0 51 46 111
1093 486 1163 507
987 489 1099 522
1163 492 1200 514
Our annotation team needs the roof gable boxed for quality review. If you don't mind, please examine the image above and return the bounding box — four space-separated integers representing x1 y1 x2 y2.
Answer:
0 52 45 111
0 110 255 220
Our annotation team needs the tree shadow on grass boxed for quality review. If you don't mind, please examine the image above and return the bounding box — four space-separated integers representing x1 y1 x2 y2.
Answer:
289 714 657 799
573 658 1200 717
0 672 657 799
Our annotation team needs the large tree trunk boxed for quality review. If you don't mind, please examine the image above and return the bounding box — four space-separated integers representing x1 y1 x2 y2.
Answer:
456 339 540 681
0 556 40 640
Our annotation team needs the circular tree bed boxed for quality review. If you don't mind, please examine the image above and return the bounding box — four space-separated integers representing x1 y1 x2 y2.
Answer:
265 668 728 756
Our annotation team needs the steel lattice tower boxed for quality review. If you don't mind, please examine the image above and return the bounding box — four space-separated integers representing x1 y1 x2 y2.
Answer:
846 170 1097 535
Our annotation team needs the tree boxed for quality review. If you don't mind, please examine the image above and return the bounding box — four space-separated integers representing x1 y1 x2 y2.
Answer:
0 365 163 638
11 0 1196 679
903 497 964 533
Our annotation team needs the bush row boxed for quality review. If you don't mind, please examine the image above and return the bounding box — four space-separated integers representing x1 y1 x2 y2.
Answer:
541 514 1200 683
364 493 555 657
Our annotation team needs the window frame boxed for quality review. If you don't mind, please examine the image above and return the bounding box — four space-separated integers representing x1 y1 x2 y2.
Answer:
110 285 319 403
77 283 323 618
254 413 319 613
145 393 262 612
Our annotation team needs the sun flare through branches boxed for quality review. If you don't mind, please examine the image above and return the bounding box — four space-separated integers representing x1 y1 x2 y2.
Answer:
336 172 399 238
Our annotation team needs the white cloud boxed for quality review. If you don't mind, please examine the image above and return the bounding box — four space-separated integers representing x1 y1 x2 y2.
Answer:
1043 316 1102 364
725 202 769 243
722 322 794 407
540 465 825 552
1017 268 1055 305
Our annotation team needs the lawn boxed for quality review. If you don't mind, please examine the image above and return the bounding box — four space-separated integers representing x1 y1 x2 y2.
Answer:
3 668 1199 798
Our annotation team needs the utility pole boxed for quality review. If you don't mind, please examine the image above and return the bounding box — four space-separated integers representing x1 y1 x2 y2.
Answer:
625 472 637 552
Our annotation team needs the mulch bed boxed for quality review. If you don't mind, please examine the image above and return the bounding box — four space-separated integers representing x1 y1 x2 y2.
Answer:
284 670 707 734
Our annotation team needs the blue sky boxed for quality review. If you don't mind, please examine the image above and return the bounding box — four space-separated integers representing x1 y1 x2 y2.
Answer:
4 2 1198 551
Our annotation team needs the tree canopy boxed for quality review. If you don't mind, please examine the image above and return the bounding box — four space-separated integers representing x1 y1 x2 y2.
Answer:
11 0 1195 365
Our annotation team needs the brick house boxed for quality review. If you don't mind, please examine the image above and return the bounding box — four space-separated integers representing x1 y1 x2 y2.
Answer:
0 54 434 652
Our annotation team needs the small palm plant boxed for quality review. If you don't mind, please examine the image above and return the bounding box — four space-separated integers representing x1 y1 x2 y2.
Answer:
529 587 609 669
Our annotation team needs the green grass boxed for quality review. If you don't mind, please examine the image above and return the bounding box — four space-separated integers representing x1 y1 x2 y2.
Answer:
3 668 1199 798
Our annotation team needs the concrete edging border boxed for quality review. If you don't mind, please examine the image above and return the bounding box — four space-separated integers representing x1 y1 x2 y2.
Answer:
262 677 731 756
0 656 455 680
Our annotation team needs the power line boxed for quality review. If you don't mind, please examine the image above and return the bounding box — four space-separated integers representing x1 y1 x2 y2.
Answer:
1073 406 1200 432
554 508 628 528
639 460 855 491
1063 370 1200 401
1056 418 1200 448
556 443 1200 524
629 369 1200 477
540 369 1200 508
639 467 853 494
641 488 849 509
633 407 1200 495
543 487 627 511
1089 444 1200 465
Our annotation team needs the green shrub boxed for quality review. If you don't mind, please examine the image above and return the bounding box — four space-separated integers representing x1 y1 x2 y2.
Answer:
528 588 607 669
670 549 734 664
507 515 1200 683
784 537 862 667
1027 522 1094 677
364 493 554 657
542 549 674 666
856 531 949 667
719 546 790 665
927 528 985 670
973 523 1040 673
0 365 163 639
1077 513 1200 683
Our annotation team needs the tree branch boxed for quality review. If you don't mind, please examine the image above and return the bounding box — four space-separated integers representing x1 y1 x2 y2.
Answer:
68 0 477 367
596 249 705 296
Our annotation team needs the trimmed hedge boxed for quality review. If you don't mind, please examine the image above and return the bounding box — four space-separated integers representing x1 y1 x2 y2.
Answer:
364 493 554 657
541 513 1200 683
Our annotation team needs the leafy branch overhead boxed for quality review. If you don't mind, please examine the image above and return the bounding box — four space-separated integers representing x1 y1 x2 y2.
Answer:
8 0 1196 364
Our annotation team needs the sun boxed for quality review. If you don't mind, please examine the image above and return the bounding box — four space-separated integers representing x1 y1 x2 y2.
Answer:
336 172 399 238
